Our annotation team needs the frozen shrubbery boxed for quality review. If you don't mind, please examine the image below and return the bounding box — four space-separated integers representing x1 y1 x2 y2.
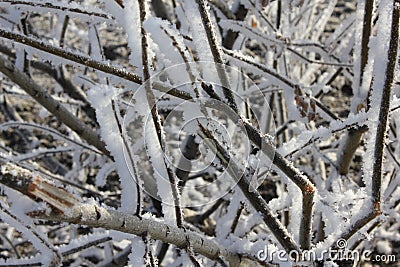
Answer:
0 0 399 266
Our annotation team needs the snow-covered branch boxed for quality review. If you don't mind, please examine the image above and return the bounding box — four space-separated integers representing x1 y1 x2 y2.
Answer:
0 162 242 266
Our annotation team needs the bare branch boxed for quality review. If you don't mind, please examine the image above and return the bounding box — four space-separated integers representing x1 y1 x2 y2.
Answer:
336 0 375 175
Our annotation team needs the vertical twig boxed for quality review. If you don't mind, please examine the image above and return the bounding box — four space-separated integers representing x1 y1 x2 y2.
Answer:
138 0 184 248
335 0 400 246
158 25 203 188
359 0 375 87
336 0 375 175
371 0 400 208
56 15 97 122
111 100 142 217
194 0 238 111
19 13 30 75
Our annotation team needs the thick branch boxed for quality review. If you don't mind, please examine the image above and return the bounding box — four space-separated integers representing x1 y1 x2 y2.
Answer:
300 189 314 250
337 128 364 175
0 163 241 266
39 206 240 264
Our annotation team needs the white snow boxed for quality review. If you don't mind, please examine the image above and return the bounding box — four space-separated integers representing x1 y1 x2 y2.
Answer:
87 85 139 214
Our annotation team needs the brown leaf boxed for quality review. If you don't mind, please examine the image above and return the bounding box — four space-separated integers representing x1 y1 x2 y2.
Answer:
115 0 124 8
294 86 316 122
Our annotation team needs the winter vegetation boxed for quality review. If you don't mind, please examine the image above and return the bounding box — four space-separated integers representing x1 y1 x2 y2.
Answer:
0 0 399 266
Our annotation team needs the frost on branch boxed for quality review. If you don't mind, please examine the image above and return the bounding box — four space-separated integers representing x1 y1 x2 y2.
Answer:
0 0 399 266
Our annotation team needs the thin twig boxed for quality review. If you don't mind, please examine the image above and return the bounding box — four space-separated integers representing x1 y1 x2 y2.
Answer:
61 236 112 256
138 0 184 228
194 0 238 111
192 198 225 223
221 19 352 67
333 208 380 249
0 198 61 266
111 99 142 217
0 0 113 20
224 48 340 121
0 29 142 84
371 0 400 207
359 0 375 87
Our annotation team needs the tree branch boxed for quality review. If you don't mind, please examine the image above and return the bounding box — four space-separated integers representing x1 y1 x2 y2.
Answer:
197 123 301 252
194 0 238 111
0 0 113 20
138 0 184 236
0 29 142 84
336 0 375 175
0 163 242 266
371 0 400 206
0 54 109 156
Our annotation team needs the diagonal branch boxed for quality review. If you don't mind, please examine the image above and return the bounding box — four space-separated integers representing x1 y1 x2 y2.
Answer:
0 163 242 266
0 29 142 84
0 0 113 20
240 124 316 249
194 0 238 111
197 123 301 252
200 97 316 249
0 29 193 101
0 54 109 156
